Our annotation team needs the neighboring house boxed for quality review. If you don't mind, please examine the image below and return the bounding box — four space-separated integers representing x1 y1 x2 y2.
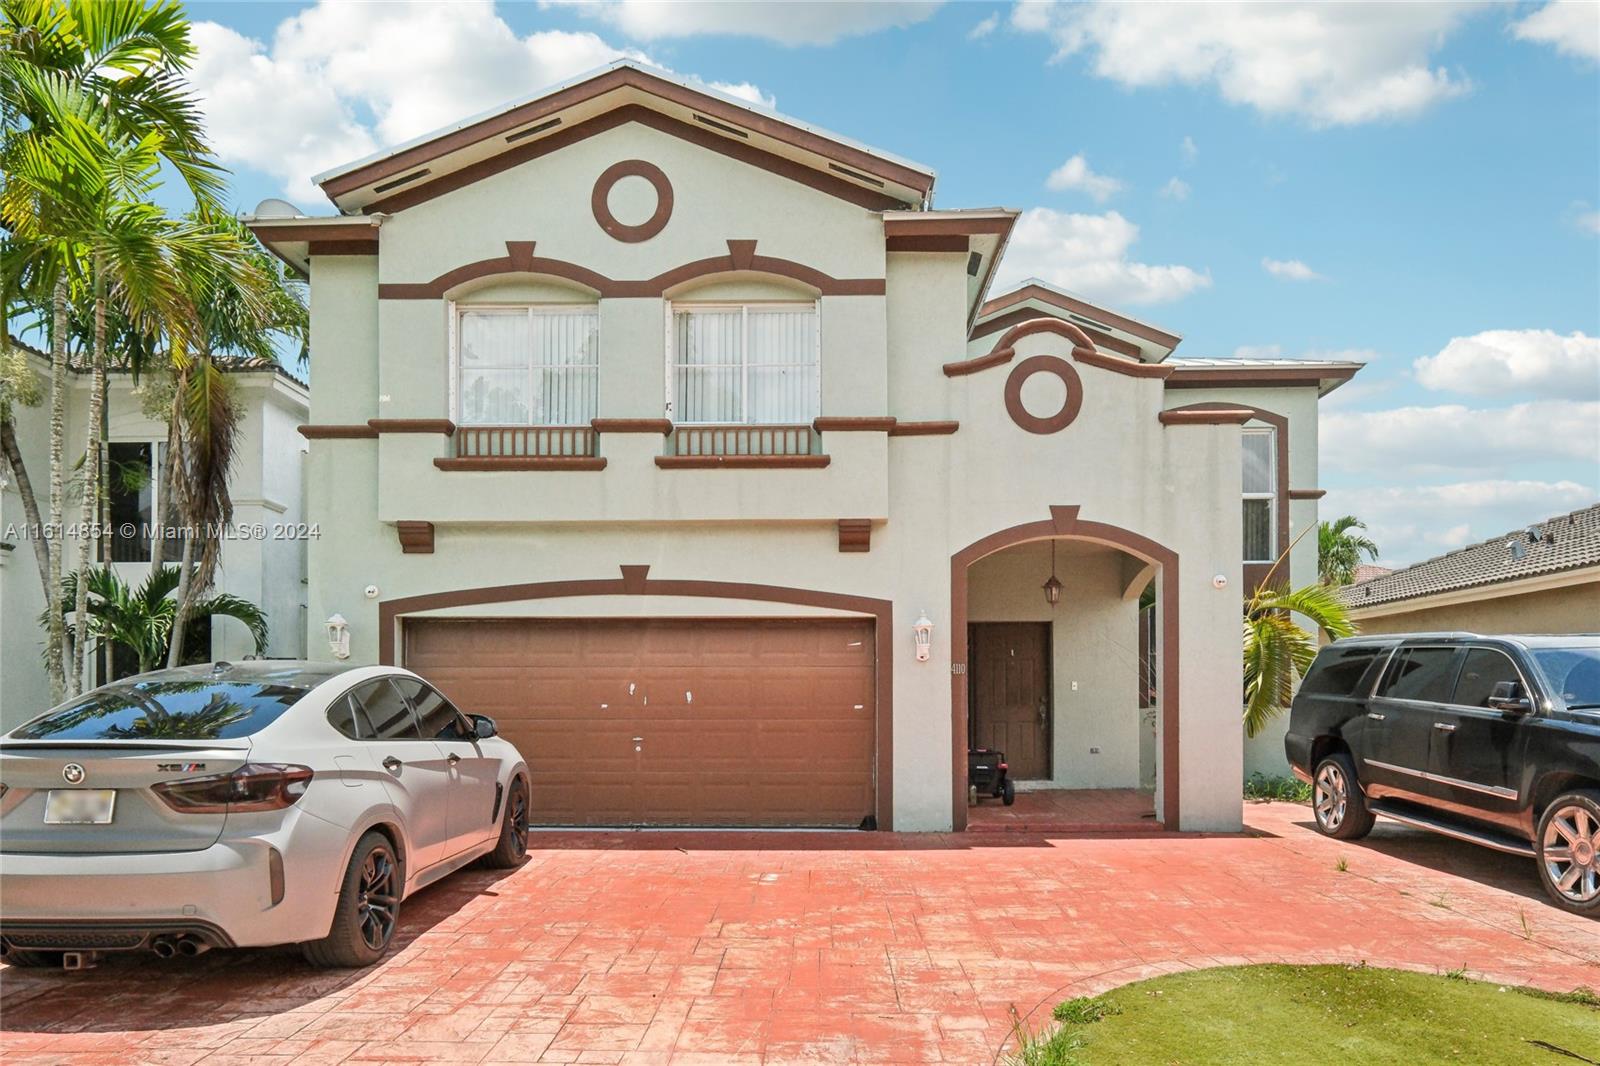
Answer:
0 341 311 730
1341 504 1600 636
246 61 1357 832
1352 563 1393 584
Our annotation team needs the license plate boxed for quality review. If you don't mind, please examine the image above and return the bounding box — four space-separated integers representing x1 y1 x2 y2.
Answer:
44 789 117 825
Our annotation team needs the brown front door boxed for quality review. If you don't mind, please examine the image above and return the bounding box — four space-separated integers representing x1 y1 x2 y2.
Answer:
968 622 1051 780
403 617 876 827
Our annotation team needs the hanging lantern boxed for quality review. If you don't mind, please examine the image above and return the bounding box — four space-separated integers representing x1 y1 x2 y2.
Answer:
1043 541 1063 607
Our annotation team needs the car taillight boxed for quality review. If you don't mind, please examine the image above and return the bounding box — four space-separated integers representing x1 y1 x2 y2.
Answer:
152 763 313 814
999 763 1008 771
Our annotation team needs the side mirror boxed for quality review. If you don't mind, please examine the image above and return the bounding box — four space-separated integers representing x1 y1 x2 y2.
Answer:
472 714 497 739
1486 680 1533 715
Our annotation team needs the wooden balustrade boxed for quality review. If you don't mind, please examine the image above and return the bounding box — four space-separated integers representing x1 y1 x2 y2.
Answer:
658 424 829 468
435 425 604 470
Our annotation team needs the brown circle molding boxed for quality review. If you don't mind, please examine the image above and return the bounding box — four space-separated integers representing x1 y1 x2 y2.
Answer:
591 160 673 243
1004 355 1084 434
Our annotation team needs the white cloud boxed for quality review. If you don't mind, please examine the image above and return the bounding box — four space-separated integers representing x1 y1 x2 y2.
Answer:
1045 154 1124 201
969 13 1000 40
1180 135 1198 165
1010 2 1475 126
1322 480 1596 567
1570 202 1600 235
994 207 1211 306
190 1 780 203
1262 256 1324 281
1510 1 1600 62
549 0 943 45
1159 177 1190 201
1320 400 1600 475
1413 329 1600 399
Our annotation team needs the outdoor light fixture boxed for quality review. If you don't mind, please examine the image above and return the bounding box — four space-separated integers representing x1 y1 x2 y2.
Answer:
913 614 934 662
325 613 351 660
1042 541 1063 607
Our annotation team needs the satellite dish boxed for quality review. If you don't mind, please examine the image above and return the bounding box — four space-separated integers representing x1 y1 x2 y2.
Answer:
252 198 303 219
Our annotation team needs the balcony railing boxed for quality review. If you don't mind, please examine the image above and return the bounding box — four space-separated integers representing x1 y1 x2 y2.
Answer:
434 425 604 470
658 424 828 468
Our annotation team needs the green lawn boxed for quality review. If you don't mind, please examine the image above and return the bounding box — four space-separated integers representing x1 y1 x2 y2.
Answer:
1012 965 1600 1065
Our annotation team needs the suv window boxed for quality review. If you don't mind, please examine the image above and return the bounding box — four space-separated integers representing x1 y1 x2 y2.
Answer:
1380 647 1459 702
394 677 465 739
350 678 420 740
327 693 378 740
1301 644 1388 697
1452 648 1523 708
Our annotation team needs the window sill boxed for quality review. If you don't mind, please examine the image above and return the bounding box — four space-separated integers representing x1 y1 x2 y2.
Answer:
654 455 832 469
433 457 607 471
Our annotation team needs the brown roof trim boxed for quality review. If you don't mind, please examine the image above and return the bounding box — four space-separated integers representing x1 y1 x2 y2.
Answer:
1159 403 1257 426
969 307 1143 359
365 104 906 215
369 418 455 435
945 318 1173 380
655 454 831 469
882 217 1013 238
325 66 932 203
245 222 377 243
885 235 968 254
979 284 1181 350
837 518 872 553
308 238 378 257
1288 488 1327 500
813 417 897 432
299 424 379 440
375 563 896 830
433 457 608 471
887 420 959 436
591 418 672 434
377 239 885 300
1165 365 1360 389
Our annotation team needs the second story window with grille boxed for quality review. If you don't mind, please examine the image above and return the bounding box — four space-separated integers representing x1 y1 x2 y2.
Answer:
453 305 598 426
1242 426 1277 563
669 303 819 424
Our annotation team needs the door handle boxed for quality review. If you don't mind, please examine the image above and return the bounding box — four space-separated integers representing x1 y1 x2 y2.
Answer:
1433 722 1457 733
382 756 402 772
1367 712 1387 721
447 753 460 765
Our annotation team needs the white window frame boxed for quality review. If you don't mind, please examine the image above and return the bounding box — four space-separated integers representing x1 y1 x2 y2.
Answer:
1241 425 1277 564
664 300 821 425
106 438 165 565
448 301 599 427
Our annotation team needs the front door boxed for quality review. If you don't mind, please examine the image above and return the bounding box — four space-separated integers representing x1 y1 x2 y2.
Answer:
969 623 1052 780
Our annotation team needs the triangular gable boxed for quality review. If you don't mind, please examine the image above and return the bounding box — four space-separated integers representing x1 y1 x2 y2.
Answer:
973 280 1183 362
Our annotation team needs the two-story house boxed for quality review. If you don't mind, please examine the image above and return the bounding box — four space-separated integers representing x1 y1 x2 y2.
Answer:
248 62 1358 833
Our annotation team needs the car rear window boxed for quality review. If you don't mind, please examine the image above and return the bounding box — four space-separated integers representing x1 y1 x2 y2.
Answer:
1300 644 1389 697
12 681 309 741
1379 647 1460 702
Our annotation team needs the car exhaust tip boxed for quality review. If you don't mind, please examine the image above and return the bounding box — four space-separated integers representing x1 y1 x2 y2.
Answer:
176 937 210 957
62 951 100 971
151 937 178 959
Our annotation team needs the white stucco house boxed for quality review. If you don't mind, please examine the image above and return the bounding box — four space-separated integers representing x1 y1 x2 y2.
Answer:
0 343 311 729
245 62 1359 833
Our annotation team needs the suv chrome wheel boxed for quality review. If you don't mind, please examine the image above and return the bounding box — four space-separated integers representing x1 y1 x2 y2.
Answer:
1314 762 1349 831
1543 803 1600 905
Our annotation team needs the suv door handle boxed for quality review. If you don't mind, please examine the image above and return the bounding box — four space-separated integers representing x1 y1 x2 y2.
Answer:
1433 722 1457 733
382 756 402 772
447 752 460 765
1367 712 1387 721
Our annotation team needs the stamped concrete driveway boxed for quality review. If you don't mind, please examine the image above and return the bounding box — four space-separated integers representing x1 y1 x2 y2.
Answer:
3 802 1597 1065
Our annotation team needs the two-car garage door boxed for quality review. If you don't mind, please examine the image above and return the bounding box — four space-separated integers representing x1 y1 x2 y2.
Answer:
404 617 876 827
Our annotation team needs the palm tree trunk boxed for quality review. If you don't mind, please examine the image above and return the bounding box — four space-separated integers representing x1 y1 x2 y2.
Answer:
166 527 195 667
74 276 107 692
0 420 53 612
47 274 70 700
148 393 179 581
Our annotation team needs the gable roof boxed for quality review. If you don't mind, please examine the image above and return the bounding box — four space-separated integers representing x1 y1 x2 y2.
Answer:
1162 356 1364 395
973 279 1183 362
1341 502 1600 610
313 60 936 215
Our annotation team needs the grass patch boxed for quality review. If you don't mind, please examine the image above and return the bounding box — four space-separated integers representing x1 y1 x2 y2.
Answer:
1010 965 1600 1065
1244 773 1312 803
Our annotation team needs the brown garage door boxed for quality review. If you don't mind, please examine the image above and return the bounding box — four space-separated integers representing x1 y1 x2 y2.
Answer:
404 617 876 827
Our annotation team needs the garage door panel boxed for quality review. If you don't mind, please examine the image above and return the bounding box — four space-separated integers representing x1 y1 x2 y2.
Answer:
405 617 876 827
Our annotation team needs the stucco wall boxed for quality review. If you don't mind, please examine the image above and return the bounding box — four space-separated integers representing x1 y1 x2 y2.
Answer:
1352 580 1600 637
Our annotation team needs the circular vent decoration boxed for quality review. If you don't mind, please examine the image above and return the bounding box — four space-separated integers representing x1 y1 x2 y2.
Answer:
1004 355 1084 434
591 160 673 243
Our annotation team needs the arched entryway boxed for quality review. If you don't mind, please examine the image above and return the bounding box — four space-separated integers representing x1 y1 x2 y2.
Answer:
951 506 1179 831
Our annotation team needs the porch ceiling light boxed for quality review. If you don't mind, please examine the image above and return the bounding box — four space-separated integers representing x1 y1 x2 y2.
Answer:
1043 541 1063 608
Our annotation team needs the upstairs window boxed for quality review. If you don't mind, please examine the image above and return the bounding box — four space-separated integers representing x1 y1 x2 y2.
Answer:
669 303 819 424
1241 426 1277 563
454 305 598 426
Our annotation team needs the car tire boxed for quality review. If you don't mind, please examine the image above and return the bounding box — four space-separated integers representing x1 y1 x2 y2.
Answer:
1001 779 1016 806
1535 790 1600 918
2 949 61 968
483 777 529 869
1311 753 1375 840
301 831 402 968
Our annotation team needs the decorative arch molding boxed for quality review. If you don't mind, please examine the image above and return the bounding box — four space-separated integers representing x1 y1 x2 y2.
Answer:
377 239 885 300
944 318 1174 380
950 505 1180 832
377 565 896 830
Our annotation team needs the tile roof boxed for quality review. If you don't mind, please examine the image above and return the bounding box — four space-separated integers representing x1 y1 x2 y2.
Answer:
1341 503 1600 610
1352 564 1393 584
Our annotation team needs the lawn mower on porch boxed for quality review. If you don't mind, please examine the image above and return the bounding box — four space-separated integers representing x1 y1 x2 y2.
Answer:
967 748 1015 806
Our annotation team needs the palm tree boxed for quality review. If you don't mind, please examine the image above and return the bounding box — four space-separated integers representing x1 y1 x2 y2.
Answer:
53 564 268 678
1243 583 1357 739
1318 515 1380 586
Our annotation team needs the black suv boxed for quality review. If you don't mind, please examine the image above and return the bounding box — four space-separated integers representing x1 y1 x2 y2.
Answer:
1285 633 1600 916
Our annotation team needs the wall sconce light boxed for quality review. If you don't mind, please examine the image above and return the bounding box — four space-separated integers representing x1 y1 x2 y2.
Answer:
913 613 934 663
1042 540 1063 608
325 613 351 660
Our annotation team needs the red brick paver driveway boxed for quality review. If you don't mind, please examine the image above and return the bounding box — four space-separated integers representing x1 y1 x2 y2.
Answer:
3 803 1597 1064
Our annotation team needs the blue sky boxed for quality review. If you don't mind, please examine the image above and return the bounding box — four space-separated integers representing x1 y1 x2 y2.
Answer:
182 0 1600 566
